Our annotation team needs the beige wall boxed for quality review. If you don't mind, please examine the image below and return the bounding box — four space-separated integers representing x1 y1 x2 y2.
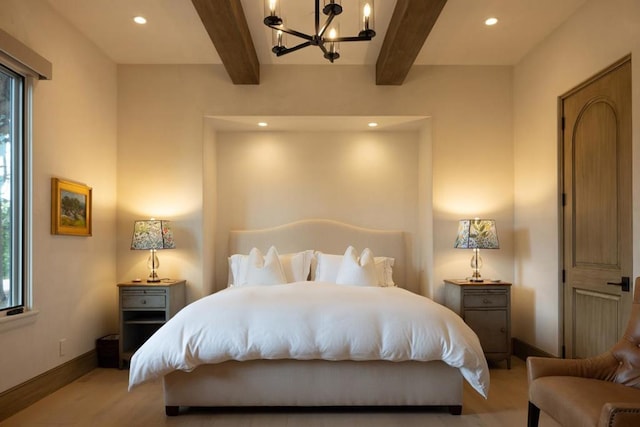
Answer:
513 0 640 355
213 130 421 292
117 64 514 302
0 0 117 392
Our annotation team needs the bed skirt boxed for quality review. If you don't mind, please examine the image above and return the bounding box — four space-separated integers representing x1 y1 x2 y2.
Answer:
163 359 463 415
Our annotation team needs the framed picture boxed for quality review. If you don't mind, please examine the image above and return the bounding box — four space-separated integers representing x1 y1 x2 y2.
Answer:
51 178 92 236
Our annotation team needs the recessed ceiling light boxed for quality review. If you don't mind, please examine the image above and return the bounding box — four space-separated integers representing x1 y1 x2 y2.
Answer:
368 122 378 128
257 122 268 127
484 17 498 26
133 16 147 25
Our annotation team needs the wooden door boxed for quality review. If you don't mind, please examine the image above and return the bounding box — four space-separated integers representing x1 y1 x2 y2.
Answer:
562 57 632 359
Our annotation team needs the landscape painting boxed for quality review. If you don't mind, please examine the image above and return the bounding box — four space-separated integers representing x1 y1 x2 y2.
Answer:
51 178 92 236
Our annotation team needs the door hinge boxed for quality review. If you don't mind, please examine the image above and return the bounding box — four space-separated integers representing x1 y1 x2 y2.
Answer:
561 116 565 130
562 193 566 206
562 269 566 283
562 345 566 359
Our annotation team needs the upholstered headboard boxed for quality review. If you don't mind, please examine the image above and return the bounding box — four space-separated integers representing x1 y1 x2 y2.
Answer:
228 219 406 288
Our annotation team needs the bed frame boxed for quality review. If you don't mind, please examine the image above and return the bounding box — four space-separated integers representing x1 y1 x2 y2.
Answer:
163 219 463 415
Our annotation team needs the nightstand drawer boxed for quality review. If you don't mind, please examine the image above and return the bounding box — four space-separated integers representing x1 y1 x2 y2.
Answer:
463 292 507 308
122 294 166 308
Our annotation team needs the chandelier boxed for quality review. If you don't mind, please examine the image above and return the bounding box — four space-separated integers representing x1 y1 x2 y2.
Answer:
263 0 376 63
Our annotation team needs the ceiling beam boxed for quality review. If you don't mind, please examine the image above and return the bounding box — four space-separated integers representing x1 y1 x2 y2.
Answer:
376 0 448 85
191 0 260 85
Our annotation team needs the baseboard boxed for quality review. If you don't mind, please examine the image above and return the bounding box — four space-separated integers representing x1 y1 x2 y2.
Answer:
512 338 556 360
0 349 97 422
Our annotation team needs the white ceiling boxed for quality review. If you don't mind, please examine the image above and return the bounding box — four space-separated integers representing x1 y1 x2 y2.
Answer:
47 0 588 66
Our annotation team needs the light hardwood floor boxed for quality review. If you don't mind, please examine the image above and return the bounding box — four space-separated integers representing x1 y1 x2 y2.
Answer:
0 358 561 427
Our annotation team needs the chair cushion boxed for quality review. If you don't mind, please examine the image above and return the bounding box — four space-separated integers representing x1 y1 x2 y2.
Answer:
530 376 640 427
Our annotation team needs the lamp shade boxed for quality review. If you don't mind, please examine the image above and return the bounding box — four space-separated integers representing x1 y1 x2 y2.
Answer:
454 219 499 249
131 220 175 250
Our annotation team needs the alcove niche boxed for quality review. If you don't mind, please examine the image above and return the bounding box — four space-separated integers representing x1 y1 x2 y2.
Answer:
201 116 434 296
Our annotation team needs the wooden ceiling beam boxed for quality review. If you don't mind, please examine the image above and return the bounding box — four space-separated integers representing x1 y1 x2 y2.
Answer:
376 0 447 85
191 0 260 85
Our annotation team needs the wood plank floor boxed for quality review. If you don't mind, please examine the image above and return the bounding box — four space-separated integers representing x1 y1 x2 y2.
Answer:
0 357 561 426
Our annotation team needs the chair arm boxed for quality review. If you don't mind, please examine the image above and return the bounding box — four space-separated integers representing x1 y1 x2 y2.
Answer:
599 402 640 427
527 354 619 383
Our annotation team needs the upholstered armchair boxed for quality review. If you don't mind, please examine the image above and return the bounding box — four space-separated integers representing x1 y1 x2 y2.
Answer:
527 278 640 427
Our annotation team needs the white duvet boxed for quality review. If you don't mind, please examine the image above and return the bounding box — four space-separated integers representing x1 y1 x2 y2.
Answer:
128 282 490 397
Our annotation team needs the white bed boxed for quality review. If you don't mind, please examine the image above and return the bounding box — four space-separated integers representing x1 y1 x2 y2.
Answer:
128 219 489 416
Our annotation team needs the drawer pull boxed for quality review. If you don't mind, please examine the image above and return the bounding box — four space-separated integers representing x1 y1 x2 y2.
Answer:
500 327 506 333
141 299 146 305
483 298 491 304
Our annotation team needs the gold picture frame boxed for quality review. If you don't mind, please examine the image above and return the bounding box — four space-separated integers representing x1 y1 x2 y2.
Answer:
51 178 92 236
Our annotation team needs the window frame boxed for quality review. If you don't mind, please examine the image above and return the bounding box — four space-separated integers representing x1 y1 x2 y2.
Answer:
0 56 33 322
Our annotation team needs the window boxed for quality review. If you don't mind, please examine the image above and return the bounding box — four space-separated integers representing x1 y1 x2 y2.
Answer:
0 63 25 314
0 30 49 323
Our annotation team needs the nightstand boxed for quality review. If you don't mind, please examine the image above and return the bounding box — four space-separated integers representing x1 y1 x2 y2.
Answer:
118 279 186 368
444 279 512 368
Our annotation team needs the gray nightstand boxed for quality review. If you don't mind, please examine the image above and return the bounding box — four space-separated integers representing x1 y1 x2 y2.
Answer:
118 279 186 368
444 279 512 368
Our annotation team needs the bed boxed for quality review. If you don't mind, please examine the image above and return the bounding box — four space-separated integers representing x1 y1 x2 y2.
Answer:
128 219 489 416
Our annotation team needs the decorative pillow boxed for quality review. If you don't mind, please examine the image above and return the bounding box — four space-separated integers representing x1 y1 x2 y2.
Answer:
335 246 379 287
239 246 287 286
374 256 395 287
228 248 313 285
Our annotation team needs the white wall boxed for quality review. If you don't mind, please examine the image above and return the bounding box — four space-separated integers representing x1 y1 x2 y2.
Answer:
513 0 640 355
0 0 117 392
117 64 514 302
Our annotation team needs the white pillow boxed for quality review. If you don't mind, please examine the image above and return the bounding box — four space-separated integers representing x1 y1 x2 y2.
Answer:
312 250 395 286
312 252 343 282
239 246 287 286
279 250 314 282
335 246 379 287
228 253 249 286
374 256 395 287
228 249 313 285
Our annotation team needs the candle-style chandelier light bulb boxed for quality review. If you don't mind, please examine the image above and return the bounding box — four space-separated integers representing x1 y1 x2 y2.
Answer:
359 1 375 37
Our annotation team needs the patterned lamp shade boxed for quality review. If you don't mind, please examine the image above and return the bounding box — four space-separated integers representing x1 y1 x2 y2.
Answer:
454 219 499 250
131 220 175 250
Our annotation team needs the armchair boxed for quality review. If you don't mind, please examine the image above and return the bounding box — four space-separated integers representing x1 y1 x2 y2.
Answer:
527 277 640 427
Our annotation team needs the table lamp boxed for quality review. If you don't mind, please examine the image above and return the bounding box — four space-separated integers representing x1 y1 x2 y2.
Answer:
130 219 175 282
454 218 499 282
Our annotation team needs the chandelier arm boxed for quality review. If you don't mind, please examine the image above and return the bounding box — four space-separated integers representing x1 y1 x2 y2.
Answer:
267 24 314 42
315 0 320 35
334 36 373 42
318 42 330 55
275 41 313 56
317 11 336 39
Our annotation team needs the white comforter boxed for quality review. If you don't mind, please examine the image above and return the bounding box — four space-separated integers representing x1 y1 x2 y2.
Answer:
129 282 490 397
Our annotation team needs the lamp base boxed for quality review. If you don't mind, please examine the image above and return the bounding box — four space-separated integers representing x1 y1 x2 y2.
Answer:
146 250 161 282
147 269 160 283
469 250 484 283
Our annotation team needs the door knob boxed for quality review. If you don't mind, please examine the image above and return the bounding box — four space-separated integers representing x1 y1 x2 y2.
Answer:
606 276 630 292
